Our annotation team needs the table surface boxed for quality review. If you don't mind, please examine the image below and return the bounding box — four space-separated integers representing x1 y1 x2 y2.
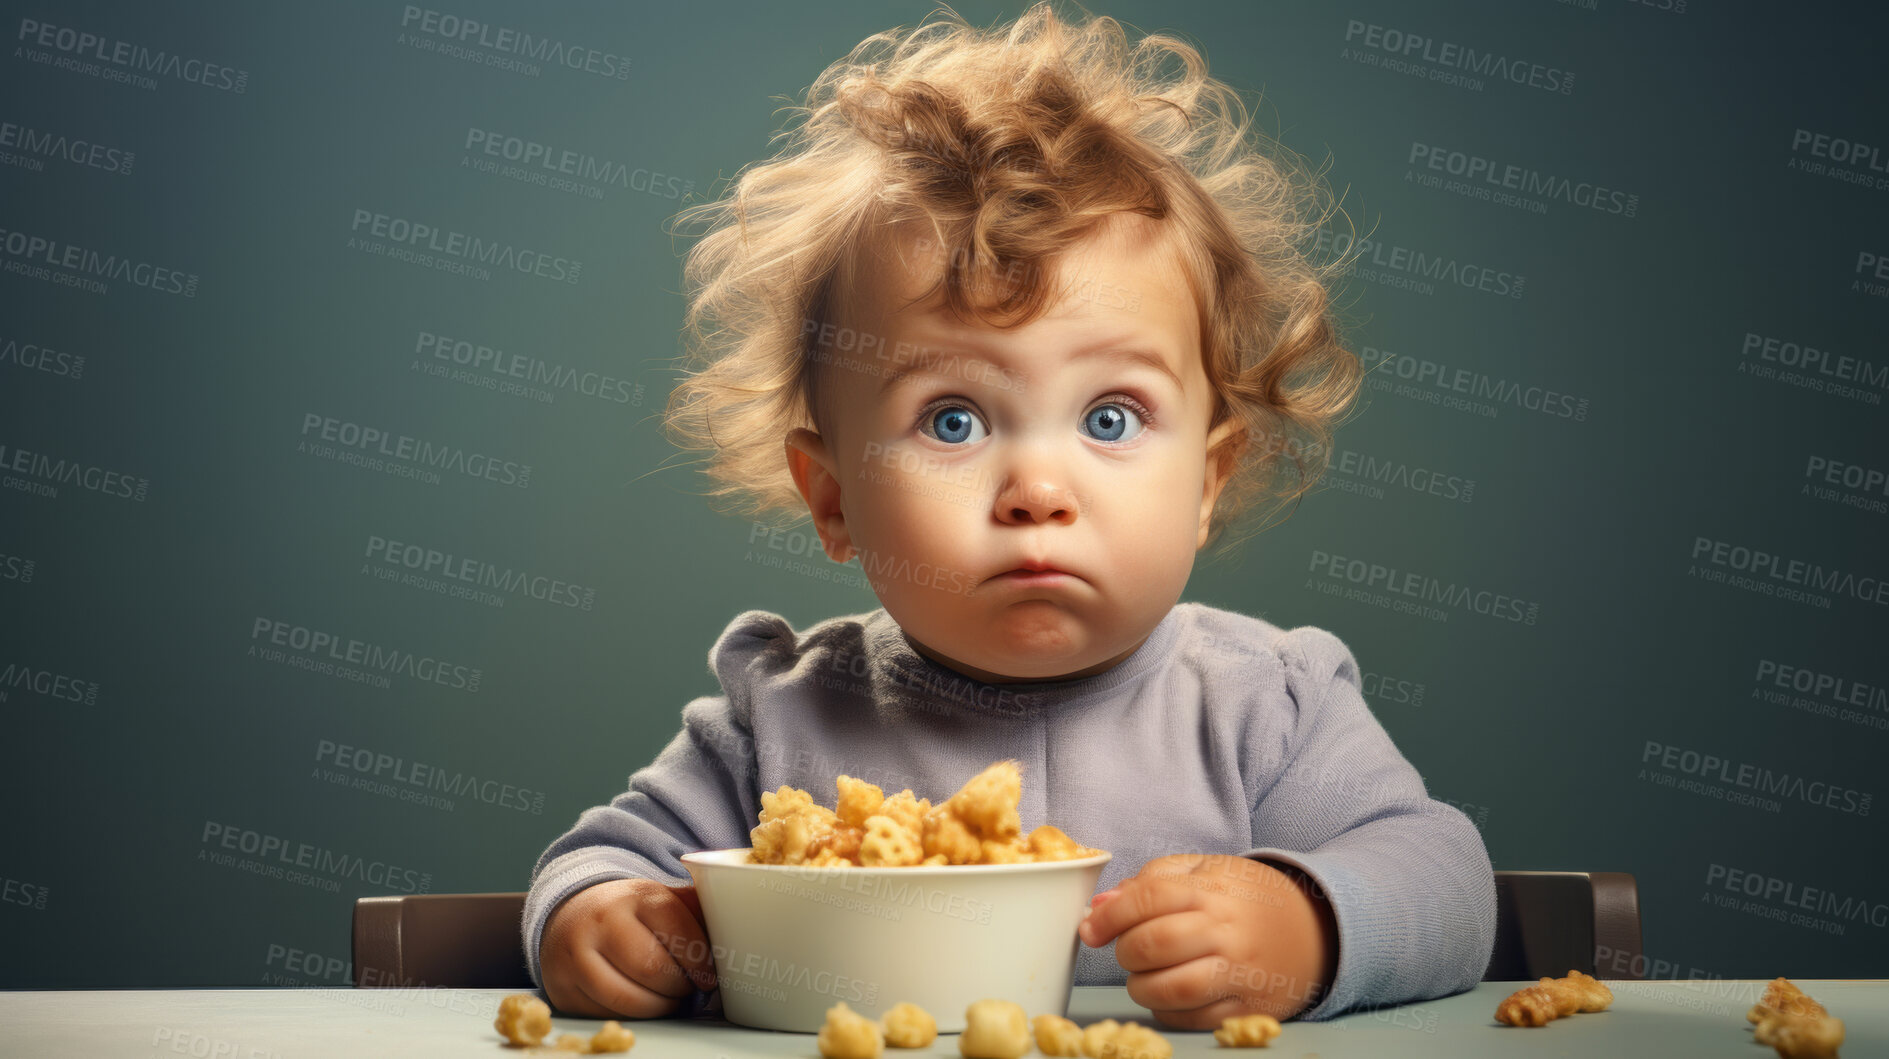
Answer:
3 981 1882 1058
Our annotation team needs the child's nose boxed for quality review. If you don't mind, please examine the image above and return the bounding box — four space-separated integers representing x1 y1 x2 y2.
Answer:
993 478 1079 525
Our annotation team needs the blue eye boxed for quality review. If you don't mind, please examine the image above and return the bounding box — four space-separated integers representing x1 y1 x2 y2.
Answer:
1082 402 1144 442
921 404 987 445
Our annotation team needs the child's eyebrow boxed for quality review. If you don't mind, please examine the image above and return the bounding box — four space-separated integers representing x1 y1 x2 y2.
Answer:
877 344 1183 397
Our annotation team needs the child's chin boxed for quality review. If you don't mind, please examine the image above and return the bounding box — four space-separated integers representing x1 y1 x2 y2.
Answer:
974 643 1104 682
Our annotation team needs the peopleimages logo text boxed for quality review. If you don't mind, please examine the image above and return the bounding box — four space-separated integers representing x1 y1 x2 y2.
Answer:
1342 20 1573 94
1308 549 1540 624
398 7 629 79
1643 741 1871 816
250 617 482 692
0 226 197 296
350 209 580 285
16 18 249 92
1691 537 1889 607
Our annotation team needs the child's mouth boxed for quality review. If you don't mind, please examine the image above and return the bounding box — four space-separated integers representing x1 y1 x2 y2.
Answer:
991 568 1075 586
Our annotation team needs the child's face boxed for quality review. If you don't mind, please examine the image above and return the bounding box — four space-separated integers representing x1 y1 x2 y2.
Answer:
786 215 1238 683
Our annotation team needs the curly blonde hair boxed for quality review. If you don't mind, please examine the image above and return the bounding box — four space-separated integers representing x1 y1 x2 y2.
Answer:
663 1 1361 557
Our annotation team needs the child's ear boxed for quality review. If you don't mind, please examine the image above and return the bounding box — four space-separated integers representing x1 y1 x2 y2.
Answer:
1197 417 1245 549
785 428 856 563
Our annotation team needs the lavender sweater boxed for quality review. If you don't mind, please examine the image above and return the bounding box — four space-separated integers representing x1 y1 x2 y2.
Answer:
523 602 1495 1019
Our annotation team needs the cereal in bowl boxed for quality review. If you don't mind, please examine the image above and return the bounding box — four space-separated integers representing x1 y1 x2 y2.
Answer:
745 761 1102 867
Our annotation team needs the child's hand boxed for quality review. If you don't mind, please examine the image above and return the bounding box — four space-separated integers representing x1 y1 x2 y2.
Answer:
1077 854 1337 1027
539 878 718 1018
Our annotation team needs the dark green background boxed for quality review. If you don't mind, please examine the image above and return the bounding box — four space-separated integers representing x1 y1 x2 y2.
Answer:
2 0 1883 989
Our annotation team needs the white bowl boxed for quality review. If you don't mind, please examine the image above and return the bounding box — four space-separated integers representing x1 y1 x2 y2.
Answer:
680 847 1111 1033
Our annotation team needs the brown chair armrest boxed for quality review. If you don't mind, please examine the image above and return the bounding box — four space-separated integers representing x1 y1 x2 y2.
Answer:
1589 871 1644 980
352 892 531 988
1485 871 1643 981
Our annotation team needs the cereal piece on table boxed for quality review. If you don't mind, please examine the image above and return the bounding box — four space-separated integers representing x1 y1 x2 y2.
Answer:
1213 1014 1282 1047
1033 1014 1083 1056
1079 1019 1122 1058
1748 979 1843 1059
861 814 924 866
819 1002 885 1059
836 775 886 829
493 993 551 1047
1494 984 1561 1027
1756 1013 1845 1059
881 1001 938 1048
1496 970 1614 1026
945 761 1023 841
1749 977 1829 1023
552 1031 591 1051
921 805 983 865
587 1020 635 1053
1100 1022 1172 1059
959 999 1031 1059
1531 977 1584 1017
1560 969 1613 1012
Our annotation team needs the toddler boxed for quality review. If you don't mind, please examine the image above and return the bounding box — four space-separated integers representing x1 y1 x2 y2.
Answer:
526 2 1495 1028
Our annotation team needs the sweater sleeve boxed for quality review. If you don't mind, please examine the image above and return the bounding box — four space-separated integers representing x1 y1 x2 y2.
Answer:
520 611 789 995
1237 627 1496 1020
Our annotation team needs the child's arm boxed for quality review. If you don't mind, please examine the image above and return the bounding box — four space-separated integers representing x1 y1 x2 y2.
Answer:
1080 626 1494 1025
1235 626 1497 1019
522 686 760 1006
520 611 804 1015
